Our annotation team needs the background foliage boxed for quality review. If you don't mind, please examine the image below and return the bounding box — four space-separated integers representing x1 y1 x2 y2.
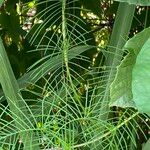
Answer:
0 0 150 150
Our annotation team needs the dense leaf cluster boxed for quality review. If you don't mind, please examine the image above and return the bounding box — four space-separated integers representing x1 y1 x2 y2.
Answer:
0 0 149 149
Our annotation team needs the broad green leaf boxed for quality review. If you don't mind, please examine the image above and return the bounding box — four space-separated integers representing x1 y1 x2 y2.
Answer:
114 0 150 6
0 37 24 111
142 139 150 150
132 38 150 115
110 27 150 108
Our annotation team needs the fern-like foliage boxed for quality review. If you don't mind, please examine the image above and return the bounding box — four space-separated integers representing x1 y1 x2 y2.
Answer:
0 0 149 150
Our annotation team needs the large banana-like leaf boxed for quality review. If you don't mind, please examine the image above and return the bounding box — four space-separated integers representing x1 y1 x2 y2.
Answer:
114 0 150 6
110 27 150 108
132 38 150 115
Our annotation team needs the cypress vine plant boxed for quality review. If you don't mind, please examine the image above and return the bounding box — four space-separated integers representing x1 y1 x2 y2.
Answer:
0 0 150 150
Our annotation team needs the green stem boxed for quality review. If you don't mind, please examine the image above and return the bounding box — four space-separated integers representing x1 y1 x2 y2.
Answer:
93 3 135 148
144 6 149 28
61 0 84 110
0 37 40 150
98 2 136 119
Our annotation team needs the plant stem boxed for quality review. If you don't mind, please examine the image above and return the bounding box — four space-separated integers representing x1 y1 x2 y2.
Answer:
93 3 135 148
98 2 136 120
61 0 84 110
144 6 149 28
